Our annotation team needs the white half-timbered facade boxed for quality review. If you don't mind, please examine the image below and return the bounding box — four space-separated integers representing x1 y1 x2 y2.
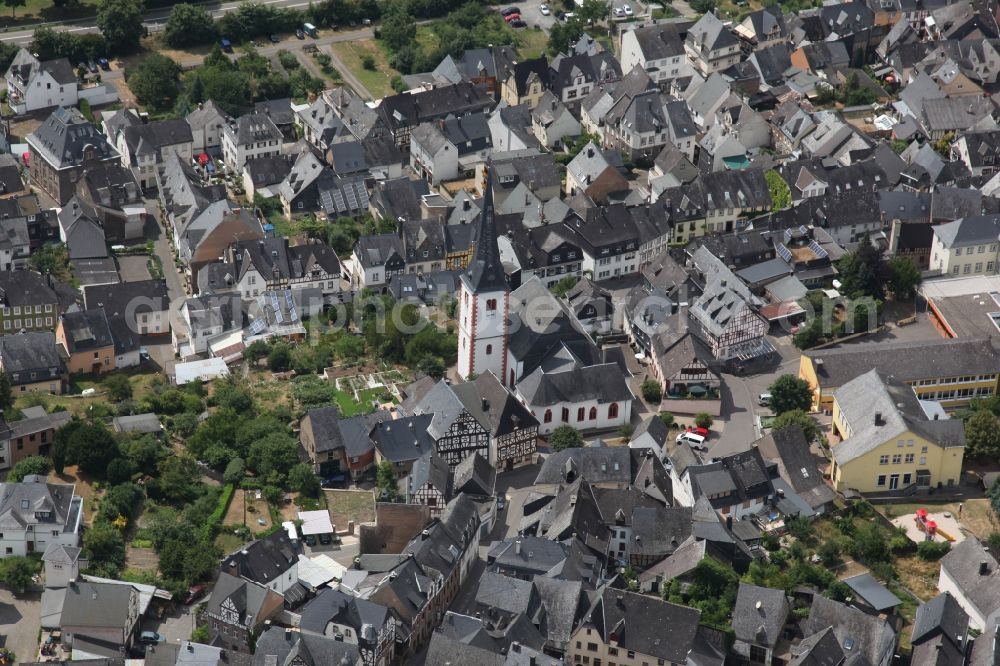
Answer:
404 453 450 515
409 380 491 466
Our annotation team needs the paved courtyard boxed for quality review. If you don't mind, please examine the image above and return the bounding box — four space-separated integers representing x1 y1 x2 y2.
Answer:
891 510 965 545
0 588 40 664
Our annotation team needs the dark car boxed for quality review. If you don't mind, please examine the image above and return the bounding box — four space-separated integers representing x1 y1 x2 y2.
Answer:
220 38 233 52
319 533 332 545
500 6 521 15
510 18 527 26
322 473 348 489
184 584 207 605
295 28 305 39
98 58 110 70
86 61 98 73
304 533 317 546
269 34 280 43
556 10 566 19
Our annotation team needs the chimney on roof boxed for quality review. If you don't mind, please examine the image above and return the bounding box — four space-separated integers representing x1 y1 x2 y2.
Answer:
187 644 195 653
515 539 521 555
587 147 595 159
981 560 990 575
874 412 882 426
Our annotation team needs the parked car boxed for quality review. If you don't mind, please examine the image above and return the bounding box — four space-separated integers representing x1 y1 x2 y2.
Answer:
86 61 98 73
503 12 521 22
623 3 633 14
319 533 332 545
322 473 347 488
539 3 550 14
556 10 566 19
758 393 772 407
184 584 207 605
304 533 317 546
613 6 623 15
295 28 305 39
269 34 280 43
510 18 527 26
686 426 710 438
98 58 110 70
140 632 165 646
221 38 233 52
497 496 506 510
675 431 706 449
500 6 521 15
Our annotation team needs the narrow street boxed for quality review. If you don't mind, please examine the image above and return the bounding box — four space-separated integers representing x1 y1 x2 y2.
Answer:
143 203 187 375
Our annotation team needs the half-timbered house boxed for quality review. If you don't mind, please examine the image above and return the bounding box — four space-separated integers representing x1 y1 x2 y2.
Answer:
298 588 396 666
452 371 539 470
687 246 771 367
403 451 451 515
203 572 284 653
407 379 491 466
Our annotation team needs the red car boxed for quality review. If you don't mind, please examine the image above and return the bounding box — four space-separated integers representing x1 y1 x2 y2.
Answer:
687 426 710 438
503 12 521 21
184 584 207 605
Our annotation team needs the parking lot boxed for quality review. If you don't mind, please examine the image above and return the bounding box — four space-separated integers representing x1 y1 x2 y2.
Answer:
141 603 197 647
495 3 557 30
0 589 40 663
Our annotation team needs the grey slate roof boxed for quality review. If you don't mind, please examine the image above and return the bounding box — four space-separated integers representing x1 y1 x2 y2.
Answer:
60 580 135 630
934 214 1000 248
843 572 903 612
228 111 282 145
911 592 969 646
298 587 390 636
940 537 1000 621
535 447 632 485
222 529 297 587
732 583 789 648
0 331 63 381
112 413 162 434
60 309 113 354
303 406 387 458
586 586 700 662
371 414 436 463
832 370 966 467
251 625 360 666
804 337 1000 389
801 595 897 666
0 271 59 308
28 107 118 170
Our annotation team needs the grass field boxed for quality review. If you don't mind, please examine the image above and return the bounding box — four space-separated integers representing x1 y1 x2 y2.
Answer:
14 370 163 417
329 40 398 99
215 530 247 555
333 387 389 416
880 500 999 541
517 27 550 59
325 489 375 531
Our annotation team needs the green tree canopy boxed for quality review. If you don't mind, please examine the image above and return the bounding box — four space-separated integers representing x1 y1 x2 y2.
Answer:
837 235 889 300
889 256 922 300
641 380 663 404
97 0 146 54
8 456 50 483
768 374 813 414
0 556 36 593
549 425 583 451
380 3 416 52
54 420 120 477
288 463 321 498
103 373 133 402
966 409 1000 458
164 3 218 48
770 409 821 443
376 460 399 500
126 53 181 112
765 169 791 211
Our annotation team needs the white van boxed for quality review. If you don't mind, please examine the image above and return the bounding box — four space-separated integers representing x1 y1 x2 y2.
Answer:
675 431 706 449
758 393 772 407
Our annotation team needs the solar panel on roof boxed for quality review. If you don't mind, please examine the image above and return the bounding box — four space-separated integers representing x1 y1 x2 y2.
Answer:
289 306 298 322
249 318 266 335
285 290 294 311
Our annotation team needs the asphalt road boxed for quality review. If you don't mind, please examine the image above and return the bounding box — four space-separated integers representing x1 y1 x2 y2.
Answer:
0 0 315 46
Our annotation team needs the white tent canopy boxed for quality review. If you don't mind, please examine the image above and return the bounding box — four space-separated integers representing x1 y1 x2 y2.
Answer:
298 509 334 535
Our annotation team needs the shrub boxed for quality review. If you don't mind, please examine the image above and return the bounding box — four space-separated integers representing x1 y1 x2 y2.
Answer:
916 540 951 561
278 50 299 69
204 484 235 538
361 54 376 70
817 539 841 567
641 380 662 404
694 413 713 429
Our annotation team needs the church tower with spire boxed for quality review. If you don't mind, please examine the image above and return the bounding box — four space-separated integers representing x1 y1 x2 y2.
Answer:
457 169 509 383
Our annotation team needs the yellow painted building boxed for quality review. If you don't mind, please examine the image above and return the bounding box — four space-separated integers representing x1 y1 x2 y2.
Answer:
799 337 1000 412
829 369 965 494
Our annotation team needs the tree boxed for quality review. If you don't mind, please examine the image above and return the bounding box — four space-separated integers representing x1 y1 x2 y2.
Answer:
694 413 713 429
550 275 578 298
765 169 791 211
97 0 146 54
288 463 320 497
0 557 35 593
268 342 292 372
837 235 889 300
376 460 399 500
817 539 841 567
768 375 813 414
245 339 270 363
247 434 299 481
380 3 416 52
549 425 583 451
0 371 12 412
889 257 922 301
659 412 675 429
126 53 181 112
103 374 132 402
547 18 585 56
966 409 1000 458
83 523 125 571
770 409 821 443
156 455 202 503
8 456 50 482
641 380 662 404
3 0 26 19
223 457 246 485
164 3 217 48
576 0 609 23
55 420 120 477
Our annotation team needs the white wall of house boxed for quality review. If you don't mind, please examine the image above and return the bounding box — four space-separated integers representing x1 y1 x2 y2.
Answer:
930 237 1000 277
7 70 78 114
0 499 82 557
521 396 632 435
938 566 992 631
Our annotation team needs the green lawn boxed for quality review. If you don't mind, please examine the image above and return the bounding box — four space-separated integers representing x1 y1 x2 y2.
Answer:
333 387 391 417
518 27 550 59
0 0 98 29
329 40 398 99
